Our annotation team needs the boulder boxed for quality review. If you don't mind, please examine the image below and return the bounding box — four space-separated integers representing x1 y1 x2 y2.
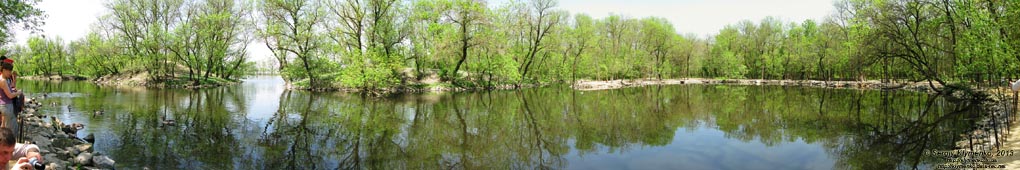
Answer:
84 133 95 143
92 155 115 169
43 155 62 165
47 159 67 169
55 133 67 139
37 148 50 155
54 150 70 160
73 152 92 166
41 130 54 138
31 136 51 148
44 161 65 170
52 138 80 149
43 152 64 162
75 144 93 153
66 147 79 158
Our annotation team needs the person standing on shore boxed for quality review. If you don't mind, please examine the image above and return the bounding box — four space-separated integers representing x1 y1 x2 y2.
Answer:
0 62 22 137
0 57 16 90
0 57 21 142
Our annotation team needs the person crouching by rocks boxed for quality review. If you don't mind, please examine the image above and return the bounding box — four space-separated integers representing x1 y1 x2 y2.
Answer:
0 127 42 170
0 62 20 137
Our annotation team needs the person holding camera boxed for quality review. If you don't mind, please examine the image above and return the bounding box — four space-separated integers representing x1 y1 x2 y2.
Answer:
0 127 42 170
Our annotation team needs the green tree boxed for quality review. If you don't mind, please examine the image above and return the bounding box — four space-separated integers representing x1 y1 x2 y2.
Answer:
638 17 677 79
258 0 327 86
0 0 45 45
447 0 485 82
25 36 66 76
71 33 124 77
516 0 561 82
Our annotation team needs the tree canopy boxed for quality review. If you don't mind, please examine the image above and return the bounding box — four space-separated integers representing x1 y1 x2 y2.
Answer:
2 0 1018 90
0 0 45 45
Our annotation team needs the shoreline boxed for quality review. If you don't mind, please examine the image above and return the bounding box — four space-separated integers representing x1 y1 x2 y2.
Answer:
22 73 239 89
943 88 1009 167
287 77 947 95
571 78 944 92
18 75 87 82
24 75 952 95
284 82 546 95
19 97 115 169
986 89 1020 168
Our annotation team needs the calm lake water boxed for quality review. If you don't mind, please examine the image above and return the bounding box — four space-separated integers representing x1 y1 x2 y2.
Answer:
16 76 992 169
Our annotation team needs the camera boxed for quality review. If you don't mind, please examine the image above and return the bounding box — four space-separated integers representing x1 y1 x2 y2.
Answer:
28 157 45 170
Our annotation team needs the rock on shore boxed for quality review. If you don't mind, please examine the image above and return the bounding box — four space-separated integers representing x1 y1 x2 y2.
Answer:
19 98 115 170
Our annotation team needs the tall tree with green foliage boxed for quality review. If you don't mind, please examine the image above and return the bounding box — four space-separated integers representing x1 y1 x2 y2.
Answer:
0 0 45 45
259 0 327 86
516 0 561 82
446 0 485 81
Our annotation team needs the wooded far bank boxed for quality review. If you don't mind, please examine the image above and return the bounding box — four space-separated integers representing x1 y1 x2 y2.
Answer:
0 0 1017 92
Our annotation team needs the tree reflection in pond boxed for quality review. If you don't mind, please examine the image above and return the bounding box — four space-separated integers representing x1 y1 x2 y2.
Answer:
16 77 993 169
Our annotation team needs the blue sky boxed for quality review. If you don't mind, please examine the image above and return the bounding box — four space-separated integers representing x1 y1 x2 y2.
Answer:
11 0 835 61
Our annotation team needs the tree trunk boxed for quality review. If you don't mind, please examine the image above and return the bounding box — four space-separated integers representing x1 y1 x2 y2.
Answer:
451 19 469 81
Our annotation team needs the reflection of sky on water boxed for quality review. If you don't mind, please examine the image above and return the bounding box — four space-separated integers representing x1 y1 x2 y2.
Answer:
242 76 286 121
13 77 982 169
565 123 833 170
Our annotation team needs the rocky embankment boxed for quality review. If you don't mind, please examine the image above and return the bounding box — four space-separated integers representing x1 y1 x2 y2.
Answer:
573 78 944 92
19 76 88 82
19 98 115 170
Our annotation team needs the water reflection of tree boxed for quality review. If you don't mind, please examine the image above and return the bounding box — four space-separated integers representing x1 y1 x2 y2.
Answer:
561 86 987 169
29 76 992 170
252 90 336 169
702 86 984 169
91 85 248 169
827 90 982 170
402 88 673 169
